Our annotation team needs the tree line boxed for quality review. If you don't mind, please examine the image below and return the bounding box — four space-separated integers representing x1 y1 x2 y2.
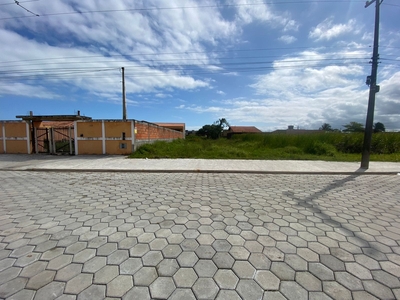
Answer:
320 122 385 133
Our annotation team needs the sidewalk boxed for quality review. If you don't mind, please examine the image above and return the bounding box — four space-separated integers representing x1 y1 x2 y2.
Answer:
0 154 399 174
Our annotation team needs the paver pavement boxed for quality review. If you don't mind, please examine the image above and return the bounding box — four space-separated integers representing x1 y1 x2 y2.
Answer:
0 171 399 299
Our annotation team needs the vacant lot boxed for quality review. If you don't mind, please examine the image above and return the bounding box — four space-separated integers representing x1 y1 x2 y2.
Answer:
130 133 400 161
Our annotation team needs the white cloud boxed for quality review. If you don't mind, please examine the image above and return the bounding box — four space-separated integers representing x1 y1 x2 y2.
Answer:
309 17 359 41
216 90 226 95
231 0 298 31
178 48 400 131
278 35 297 44
0 0 236 100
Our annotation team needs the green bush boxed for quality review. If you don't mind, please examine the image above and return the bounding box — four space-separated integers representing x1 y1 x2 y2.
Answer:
281 146 303 155
305 142 336 156
129 132 400 161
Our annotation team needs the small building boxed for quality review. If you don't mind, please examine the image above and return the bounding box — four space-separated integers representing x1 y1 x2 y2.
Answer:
271 125 322 135
227 126 262 138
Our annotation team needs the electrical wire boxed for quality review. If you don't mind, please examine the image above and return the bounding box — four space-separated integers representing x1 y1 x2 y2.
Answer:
0 0 366 21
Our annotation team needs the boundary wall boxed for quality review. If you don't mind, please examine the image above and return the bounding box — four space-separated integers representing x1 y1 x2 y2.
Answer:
0 121 31 154
0 119 183 155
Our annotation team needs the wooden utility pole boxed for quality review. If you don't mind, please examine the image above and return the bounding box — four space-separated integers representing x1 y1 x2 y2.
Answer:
361 0 382 169
122 67 127 121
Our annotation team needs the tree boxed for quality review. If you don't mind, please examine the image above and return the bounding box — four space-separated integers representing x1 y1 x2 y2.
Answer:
319 123 332 131
197 118 230 139
373 122 385 133
342 122 365 133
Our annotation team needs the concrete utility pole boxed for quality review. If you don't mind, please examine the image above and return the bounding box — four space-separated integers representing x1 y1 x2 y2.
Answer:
361 0 383 169
122 67 127 121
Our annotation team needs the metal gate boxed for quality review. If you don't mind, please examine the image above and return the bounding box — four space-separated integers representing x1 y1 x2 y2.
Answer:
34 127 74 155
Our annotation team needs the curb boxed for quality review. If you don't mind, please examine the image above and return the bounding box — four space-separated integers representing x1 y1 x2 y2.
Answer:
0 168 398 175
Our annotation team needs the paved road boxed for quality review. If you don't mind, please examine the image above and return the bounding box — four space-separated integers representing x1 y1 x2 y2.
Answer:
0 171 399 299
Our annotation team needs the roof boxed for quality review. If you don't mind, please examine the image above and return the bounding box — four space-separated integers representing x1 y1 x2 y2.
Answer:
154 123 185 131
228 126 262 133
39 121 75 128
16 115 92 122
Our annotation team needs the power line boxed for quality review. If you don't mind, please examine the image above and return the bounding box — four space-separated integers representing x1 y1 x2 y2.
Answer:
0 53 362 68
0 45 376 66
13 0 38 16
0 57 371 76
0 61 372 81
0 0 38 6
0 0 366 21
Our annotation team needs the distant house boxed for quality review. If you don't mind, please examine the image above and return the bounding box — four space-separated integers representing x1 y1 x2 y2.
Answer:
271 125 322 135
227 126 262 138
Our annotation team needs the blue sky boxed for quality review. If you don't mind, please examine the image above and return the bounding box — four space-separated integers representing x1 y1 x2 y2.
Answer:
0 0 399 131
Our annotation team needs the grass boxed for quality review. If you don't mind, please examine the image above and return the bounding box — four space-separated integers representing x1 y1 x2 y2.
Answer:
129 132 400 162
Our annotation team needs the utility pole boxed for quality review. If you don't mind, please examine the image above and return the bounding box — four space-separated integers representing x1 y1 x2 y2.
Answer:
361 0 382 169
122 67 127 121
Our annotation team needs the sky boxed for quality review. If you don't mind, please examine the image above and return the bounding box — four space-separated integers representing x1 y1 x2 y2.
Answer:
0 0 399 131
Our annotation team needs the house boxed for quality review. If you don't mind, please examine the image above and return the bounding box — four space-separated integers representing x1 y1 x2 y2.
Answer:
271 125 322 135
227 126 262 138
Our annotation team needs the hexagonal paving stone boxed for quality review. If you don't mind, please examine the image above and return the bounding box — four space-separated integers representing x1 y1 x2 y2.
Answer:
216 290 242 300
195 245 216 259
97 242 118 256
157 259 179 277
55 263 82 282
73 249 96 264
345 262 373 280
107 275 133 298
26 270 56 289
323 281 352 300
0 277 28 298
335 272 364 291
93 265 119 284
169 288 196 300
162 245 182 258
149 238 168 251
65 242 87 255
255 270 280 291
271 262 295 280
35 281 65 300
14 252 41 267
212 240 232 252
173 268 198 288
309 263 335 281
0 267 21 285
107 249 129 265
177 252 199 268
229 246 250 260
363 280 395 299
120 257 142 275
122 286 151 300
212 252 235 269
214 269 239 289
19 260 47 278
233 261 256 279
192 278 219 300
180 239 199 251
8 243 32 258
65 273 93 294
296 272 322 291
78 284 106 300
82 256 106 273
194 259 218 277
134 267 157 286
236 279 264 300
280 281 308 300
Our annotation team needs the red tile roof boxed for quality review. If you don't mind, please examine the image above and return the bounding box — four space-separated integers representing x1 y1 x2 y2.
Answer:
228 126 262 133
